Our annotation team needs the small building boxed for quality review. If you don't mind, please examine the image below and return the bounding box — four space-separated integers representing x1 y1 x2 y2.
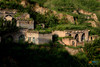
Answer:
52 30 89 42
16 13 34 29
2 29 52 45
52 30 90 46
26 30 52 44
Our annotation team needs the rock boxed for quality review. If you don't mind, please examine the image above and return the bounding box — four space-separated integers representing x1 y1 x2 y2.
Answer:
65 15 75 24
73 10 78 14
85 21 97 27
34 3 49 14
57 13 64 19
79 9 92 15
79 9 99 22
65 47 79 55
33 3 75 24
52 10 57 15
21 0 27 7
91 13 98 22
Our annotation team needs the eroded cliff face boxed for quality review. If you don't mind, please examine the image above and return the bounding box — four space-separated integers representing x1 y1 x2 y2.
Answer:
78 9 99 22
20 1 99 27
78 9 99 27
33 3 75 24
72 9 99 27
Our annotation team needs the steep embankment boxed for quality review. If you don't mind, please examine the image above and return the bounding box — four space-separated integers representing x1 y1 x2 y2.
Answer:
33 3 99 27
26 0 100 27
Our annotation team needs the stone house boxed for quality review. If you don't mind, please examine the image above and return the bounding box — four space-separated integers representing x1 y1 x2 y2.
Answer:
1 29 52 44
0 10 34 29
52 30 89 41
16 13 34 29
52 30 90 46
0 10 99 46
26 30 52 44
0 9 34 29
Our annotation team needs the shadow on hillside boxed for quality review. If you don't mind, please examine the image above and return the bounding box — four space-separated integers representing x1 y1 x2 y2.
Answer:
0 42 89 67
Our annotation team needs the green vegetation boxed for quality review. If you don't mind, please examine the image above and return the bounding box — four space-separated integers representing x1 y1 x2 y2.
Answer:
0 18 18 35
0 0 100 36
28 0 100 21
0 42 89 67
84 39 100 60
28 0 100 13
0 1 24 12
27 0 47 6
84 38 100 66
0 0 100 66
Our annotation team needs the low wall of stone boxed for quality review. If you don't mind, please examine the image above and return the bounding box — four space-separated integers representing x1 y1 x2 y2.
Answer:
38 33 52 44
17 20 34 29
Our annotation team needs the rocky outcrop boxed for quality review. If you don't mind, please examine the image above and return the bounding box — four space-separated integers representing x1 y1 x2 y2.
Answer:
20 1 99 26
34 3 49 14
33 3 75 24
79 9 99 22
65 47 83 55
20 0 28 7
73 9 99 27
85 21 97 27
91 13 98 22
65 15 75 23
79 9 92 15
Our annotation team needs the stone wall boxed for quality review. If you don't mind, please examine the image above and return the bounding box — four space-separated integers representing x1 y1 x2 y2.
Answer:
38 33 52 44
2 29 28 42
17 20 34 29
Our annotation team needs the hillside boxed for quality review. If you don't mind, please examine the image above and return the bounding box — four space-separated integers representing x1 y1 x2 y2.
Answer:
0 0 100 67
28 0 100 22
0 0 100 35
